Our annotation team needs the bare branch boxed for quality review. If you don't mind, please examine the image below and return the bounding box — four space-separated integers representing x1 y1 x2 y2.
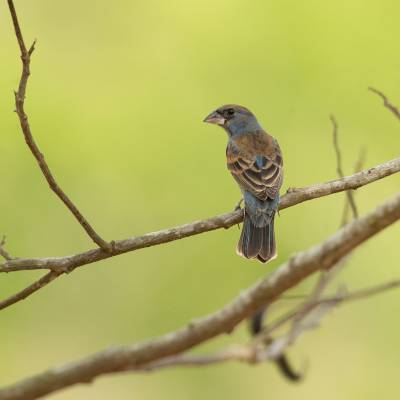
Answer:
131 346 257 371
1 192 400 400
0 157 398 311
341 148 366 224
0 271 60 311
1 157 399 277
328 278 400 303
368 87 400 121
7 0 112 252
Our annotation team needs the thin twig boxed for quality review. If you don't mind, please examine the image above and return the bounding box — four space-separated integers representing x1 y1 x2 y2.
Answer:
130 346 257 371
369 87 400 121
341 148 366 224
7 0 112 252
0 271 60 311
330 115 359 221
304 121 364 330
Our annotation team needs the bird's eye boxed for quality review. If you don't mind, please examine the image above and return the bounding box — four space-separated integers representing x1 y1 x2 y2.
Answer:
225 108 235 117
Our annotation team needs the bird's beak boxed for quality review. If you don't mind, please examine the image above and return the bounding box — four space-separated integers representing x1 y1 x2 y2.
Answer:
203 111 225 125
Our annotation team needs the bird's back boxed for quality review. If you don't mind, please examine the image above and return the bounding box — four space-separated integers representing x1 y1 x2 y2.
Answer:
226 130 283 202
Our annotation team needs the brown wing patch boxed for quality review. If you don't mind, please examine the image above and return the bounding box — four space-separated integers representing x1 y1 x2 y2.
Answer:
226 136 283 201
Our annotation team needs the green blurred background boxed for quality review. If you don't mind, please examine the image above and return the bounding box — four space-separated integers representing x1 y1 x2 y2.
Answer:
1 0 400 398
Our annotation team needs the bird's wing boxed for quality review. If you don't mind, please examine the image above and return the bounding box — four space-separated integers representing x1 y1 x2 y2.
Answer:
227 139 283 201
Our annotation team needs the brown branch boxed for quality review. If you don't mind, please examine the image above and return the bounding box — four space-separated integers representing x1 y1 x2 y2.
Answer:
131 346 258 371
7 0 112 252
1 192 400 400
0 156 398 311
341 148 366 224
0 271 60 311
1 157 399 277
368 87 400 121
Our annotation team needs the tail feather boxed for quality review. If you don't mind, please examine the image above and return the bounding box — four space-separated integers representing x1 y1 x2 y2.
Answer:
237 213 276 263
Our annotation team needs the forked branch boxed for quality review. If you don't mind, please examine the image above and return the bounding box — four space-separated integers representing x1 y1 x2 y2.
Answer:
7 0 112 252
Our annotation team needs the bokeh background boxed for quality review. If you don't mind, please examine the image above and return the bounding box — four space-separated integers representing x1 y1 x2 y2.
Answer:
1 0 400 398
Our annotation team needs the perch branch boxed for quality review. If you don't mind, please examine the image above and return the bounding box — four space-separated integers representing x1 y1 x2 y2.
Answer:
1 156 399 276
0 156 399 311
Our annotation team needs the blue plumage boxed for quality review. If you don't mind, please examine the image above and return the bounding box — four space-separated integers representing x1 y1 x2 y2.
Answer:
204 104 283 263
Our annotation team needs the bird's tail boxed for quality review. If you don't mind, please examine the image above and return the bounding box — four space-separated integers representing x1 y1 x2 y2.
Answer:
237 212 276 263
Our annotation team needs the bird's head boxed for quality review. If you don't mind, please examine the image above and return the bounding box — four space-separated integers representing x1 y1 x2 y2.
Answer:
203 104 260 136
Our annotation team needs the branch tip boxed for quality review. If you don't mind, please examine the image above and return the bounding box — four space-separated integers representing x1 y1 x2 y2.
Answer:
368 86 400 121
28 40 36 55
7 0 110 254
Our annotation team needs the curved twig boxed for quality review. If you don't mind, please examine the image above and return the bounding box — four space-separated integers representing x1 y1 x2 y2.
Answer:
369 87 400 121
7 0 112 252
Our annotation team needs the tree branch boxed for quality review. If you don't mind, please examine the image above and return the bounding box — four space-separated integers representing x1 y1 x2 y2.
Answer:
1 156 399 277
1 192 400 400
7 0 112 252
0 271 59 311
0 156 398 311
368 87 400 121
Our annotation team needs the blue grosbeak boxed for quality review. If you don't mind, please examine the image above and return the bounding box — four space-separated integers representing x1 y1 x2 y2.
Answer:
204 104 283 263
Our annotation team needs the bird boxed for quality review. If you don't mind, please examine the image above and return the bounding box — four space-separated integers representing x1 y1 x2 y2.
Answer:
204 104 283 263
